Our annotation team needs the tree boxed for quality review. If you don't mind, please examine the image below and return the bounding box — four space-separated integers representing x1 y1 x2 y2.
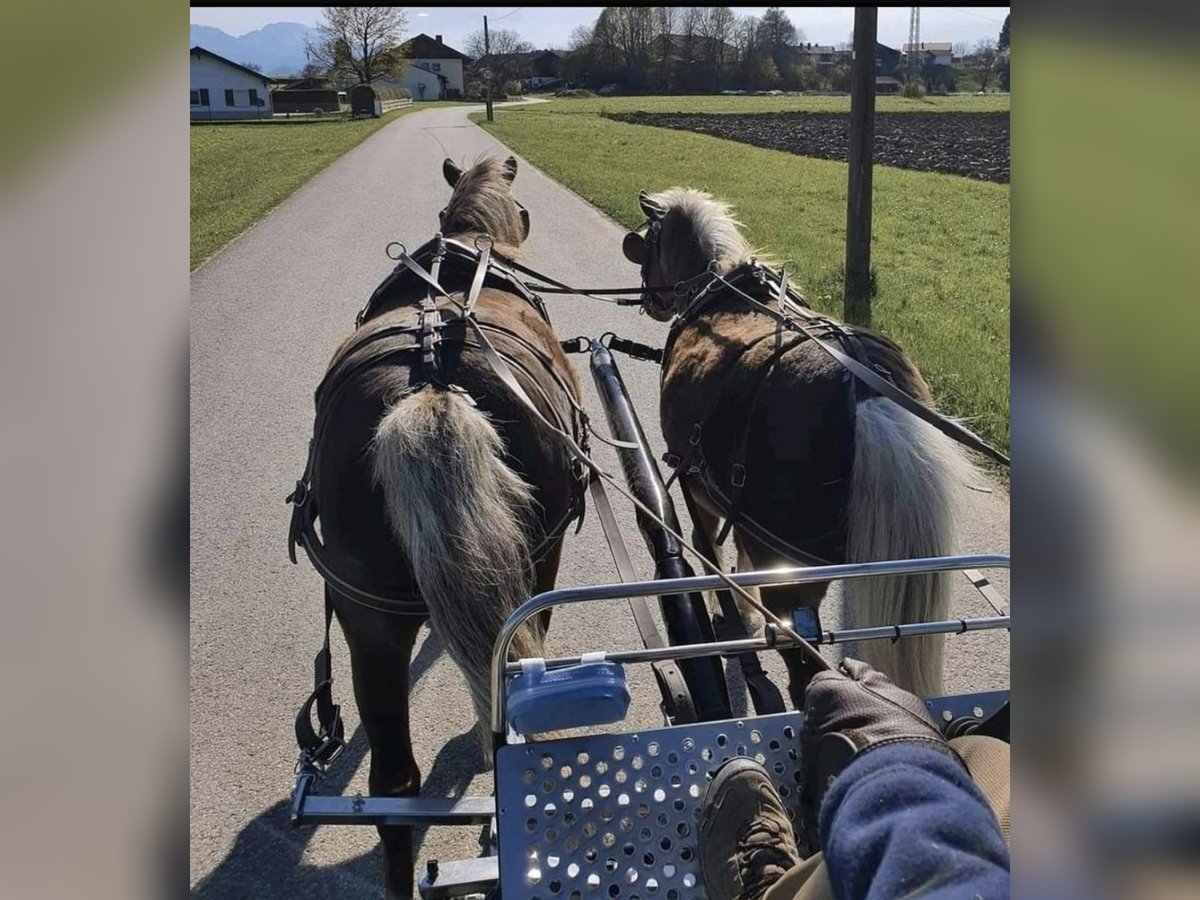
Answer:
998 13 1010 51
953 41 969 61
240 61 263 73
465 27 534 84
464 27 532 60
756 6 797 75
568 23 593 51
973 37 998 91
306 7 408 86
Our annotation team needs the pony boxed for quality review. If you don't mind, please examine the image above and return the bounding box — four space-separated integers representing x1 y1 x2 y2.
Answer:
621 187 974 705
304 156 583 895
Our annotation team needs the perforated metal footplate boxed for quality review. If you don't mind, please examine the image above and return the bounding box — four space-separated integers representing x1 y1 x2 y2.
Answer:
496 713 804 899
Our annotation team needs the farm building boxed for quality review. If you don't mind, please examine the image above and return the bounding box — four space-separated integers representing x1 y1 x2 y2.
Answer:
397 33 470 98
396 64 450 101
190 46 273 121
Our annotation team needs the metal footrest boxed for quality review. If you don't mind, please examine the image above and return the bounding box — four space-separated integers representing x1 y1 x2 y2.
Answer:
496 712 805 899
292 791 494 826
419 856 499 899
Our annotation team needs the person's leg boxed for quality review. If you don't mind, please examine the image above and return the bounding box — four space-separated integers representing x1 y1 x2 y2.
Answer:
761 854 834 900
950 735 1011 843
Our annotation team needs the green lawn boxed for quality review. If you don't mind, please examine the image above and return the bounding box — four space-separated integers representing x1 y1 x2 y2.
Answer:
190 103 457 269
477 102 1010 455
523 92 1009 116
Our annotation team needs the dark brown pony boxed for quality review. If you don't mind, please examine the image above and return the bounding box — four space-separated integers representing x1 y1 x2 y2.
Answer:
310 156 582 895
622 188 973 706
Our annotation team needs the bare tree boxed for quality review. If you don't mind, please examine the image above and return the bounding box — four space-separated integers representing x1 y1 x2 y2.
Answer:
568 23 593 51
973 37 998 91
240 60 263 73
953 41 969 60
306 7 408 85
464 27 533 60
697 6 736 69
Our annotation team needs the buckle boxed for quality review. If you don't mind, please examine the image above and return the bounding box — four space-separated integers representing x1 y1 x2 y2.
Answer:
731 463 747 488
689 423 702 446
286 479 308 507
560 335 592 354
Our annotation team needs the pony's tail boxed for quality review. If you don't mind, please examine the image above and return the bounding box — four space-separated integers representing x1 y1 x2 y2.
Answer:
844 397 974 697
371 388 543 750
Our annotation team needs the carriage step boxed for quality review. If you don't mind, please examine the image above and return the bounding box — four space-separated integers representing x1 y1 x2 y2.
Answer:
419 856 498 899
293 794 493 826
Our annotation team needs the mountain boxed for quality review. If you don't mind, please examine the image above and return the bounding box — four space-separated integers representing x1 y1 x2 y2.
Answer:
189 22 318 77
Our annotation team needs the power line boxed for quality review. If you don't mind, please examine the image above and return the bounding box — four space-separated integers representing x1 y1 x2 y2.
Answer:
494 7 523 20
947 7 1005 25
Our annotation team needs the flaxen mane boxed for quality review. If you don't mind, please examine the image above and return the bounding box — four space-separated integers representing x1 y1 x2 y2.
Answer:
441 155 526 258
644 187 770 276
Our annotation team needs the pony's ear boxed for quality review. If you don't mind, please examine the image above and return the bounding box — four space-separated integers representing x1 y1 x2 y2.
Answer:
501 155 519 182
443 158 464 188
622 230 647 265
519 206 531 239
638 190 667 220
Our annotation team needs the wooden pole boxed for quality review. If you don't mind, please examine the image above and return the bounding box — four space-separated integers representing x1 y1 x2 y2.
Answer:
844 7 878 326
483 15 494 122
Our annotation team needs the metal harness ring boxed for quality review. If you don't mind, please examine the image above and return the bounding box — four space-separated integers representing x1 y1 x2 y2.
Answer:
385 241 408 261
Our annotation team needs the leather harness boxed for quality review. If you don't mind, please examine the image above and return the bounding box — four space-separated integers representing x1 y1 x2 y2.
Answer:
287 235 590 620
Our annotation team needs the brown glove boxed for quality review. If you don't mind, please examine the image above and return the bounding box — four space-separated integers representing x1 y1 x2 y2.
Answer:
798 658 959 843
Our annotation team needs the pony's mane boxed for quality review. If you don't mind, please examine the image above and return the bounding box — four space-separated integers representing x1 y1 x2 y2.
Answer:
646 187 762 273
442 155 525 258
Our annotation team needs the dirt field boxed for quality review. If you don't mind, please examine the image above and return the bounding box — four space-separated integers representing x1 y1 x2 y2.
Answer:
608 110 1010 183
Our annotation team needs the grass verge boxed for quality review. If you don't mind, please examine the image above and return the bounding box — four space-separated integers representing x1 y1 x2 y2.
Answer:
477 103 1009 456
190 103 456 269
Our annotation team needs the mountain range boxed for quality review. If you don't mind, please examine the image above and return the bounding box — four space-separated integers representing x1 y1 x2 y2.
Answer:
190 23 318 77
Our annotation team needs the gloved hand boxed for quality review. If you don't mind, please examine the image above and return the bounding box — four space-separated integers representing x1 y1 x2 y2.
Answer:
798 658 960 843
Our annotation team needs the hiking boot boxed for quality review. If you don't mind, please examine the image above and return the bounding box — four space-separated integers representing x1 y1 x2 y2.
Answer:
698 757 801 900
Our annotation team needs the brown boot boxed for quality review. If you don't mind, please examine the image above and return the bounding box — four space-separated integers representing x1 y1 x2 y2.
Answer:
698 757 801 900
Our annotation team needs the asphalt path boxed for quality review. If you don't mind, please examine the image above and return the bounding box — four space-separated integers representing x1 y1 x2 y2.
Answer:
190 101 1010 897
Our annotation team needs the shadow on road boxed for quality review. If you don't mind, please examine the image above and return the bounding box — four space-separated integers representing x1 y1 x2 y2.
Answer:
192 628 491 898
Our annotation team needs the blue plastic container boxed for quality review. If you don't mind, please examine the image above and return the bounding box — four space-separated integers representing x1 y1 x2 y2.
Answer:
507 652 631 735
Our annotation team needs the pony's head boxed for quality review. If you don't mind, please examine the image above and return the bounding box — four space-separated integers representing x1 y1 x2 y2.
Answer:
622 188 754 322
439 155 530 255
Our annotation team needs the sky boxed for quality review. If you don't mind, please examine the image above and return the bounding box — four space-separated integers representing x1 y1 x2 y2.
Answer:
189 6 1010 52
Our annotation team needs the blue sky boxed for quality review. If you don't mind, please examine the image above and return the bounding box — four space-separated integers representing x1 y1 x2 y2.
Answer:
189 7 1010 52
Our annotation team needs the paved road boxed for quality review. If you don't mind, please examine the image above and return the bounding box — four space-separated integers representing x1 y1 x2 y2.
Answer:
190 102 1009 897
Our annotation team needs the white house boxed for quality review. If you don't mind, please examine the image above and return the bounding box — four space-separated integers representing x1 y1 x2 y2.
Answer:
396 64 450 101
903 41 954 68
398 33 470 98
190 46 274 120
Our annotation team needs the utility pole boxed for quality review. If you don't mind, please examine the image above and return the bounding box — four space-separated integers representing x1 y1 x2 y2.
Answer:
483 15 494 122
844 7 877 326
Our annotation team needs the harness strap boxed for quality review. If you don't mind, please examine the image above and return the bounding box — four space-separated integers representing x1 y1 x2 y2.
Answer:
294 587 346 771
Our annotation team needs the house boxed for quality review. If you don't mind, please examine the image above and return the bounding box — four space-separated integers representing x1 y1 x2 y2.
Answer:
902 41 954 68
190 46 274 120
875 76 902 94
472 49 563 89
795 43 841 73
396 64 450 101
398 33 470 98
875 43 902 77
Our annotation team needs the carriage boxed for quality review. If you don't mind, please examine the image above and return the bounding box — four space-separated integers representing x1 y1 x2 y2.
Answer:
284 156 1010 898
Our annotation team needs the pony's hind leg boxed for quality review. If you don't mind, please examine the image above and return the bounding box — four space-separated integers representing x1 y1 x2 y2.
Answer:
337 604 424 898
736 534 831 709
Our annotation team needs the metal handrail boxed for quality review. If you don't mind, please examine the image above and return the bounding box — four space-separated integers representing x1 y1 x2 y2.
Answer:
490 554 1009 734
